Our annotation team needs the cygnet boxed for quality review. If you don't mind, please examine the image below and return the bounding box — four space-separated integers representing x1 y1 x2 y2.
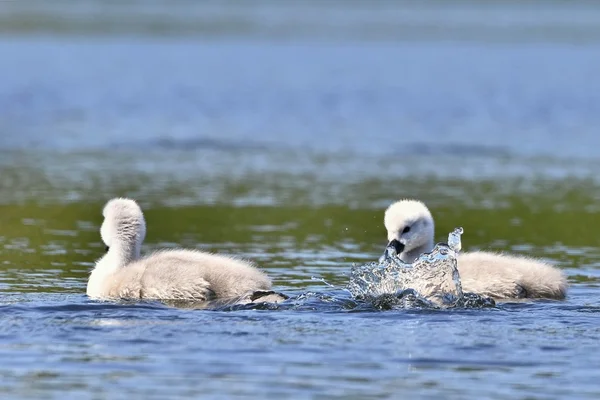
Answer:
383 199 567 300
87 198 283 302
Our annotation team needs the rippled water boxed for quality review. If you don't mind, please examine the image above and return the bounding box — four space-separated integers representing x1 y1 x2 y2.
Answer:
2 1 600 399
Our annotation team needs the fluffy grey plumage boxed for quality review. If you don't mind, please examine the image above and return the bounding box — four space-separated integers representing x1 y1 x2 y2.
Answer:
87 198 277 302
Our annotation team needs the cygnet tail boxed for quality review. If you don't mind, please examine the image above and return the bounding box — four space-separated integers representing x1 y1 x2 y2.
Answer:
517 273 568 300
510 256 568 300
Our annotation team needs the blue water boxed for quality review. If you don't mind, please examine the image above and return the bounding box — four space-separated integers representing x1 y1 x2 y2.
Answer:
2 39 600 159
2 2 600 398
3 292 599 399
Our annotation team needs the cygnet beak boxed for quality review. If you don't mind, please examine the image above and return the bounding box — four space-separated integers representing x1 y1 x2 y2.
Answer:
378 239 405 263
387 239 405 255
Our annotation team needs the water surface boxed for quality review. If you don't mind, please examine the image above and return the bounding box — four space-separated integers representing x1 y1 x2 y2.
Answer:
1 2 600 398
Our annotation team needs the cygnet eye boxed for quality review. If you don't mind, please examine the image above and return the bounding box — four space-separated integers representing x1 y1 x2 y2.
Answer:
105 246 110 252
402 226 411 234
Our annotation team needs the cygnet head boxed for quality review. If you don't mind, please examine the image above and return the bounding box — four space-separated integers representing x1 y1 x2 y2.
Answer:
101 198 146 261
383 199 435 263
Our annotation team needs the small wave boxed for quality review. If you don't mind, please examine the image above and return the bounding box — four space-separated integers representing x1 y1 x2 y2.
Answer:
167 290 358 313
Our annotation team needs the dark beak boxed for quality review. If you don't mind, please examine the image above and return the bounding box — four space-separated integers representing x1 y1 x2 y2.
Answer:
379 239 405 263
105 246 110 252
387 239 405 254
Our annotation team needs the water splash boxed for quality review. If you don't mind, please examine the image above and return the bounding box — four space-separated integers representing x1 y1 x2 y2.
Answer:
448 226 463 252
347 227 494 309
311 276 336 288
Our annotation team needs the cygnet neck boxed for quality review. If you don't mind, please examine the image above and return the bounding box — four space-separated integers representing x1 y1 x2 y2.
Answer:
95 237 141 276
109 239 142 268
400 240 434 263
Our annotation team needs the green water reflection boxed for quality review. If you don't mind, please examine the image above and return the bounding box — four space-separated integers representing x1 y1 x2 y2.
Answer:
2 180 599 295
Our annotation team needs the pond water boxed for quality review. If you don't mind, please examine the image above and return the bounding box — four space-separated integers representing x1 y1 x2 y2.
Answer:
1 1 600 398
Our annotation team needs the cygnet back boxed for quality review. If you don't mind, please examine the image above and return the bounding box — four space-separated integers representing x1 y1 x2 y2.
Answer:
137 250 272 300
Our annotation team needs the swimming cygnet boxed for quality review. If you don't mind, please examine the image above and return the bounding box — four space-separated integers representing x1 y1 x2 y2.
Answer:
87 198 285 303
382 199 568 300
